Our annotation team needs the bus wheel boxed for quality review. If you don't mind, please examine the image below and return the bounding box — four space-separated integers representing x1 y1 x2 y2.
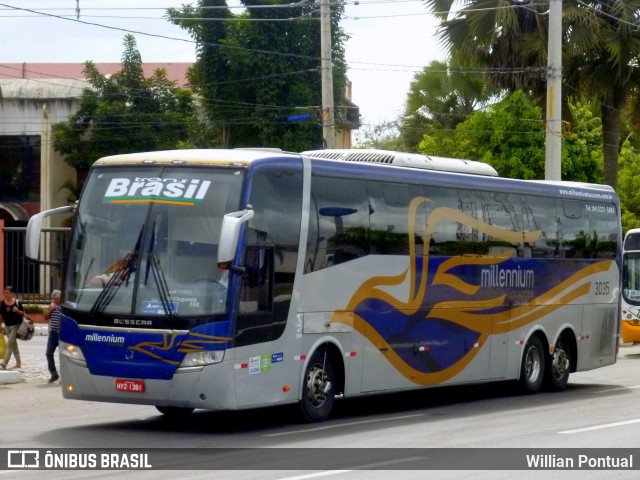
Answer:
544 336 572 392
300 349 336 422
519 335 545 394
155 406 194 417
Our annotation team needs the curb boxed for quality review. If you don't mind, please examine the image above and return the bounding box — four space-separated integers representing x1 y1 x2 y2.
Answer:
34 324 49 336
0 370 21 384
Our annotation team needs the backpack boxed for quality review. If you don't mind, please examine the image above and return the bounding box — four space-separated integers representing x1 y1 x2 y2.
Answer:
16 302 34 341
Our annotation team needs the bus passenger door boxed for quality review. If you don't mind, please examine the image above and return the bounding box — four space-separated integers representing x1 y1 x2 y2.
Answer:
233 246 278 407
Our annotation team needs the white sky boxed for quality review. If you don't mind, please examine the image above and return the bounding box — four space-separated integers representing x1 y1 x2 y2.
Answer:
0 0 445 130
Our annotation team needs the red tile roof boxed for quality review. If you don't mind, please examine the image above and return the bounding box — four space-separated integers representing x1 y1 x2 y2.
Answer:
0 63 191 86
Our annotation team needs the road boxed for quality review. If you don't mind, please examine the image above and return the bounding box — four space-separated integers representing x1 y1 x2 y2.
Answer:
2 335 640 479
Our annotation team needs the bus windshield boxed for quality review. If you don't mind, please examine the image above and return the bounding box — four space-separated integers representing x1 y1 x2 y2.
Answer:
623 251 640 305
65 166 244 318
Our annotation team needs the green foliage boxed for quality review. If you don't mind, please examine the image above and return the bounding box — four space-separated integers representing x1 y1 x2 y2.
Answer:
168 0 349 151
53 35 196 172
419 91 603 183
400 58 500 152
617 141 640 233
561 101 603 183
23 304 44 314
420 91 545 178
354 121 403 150
424 0 640 190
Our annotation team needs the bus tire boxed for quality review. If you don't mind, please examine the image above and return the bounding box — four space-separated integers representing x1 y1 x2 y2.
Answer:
544 335 572 392
518 335 545 394
300 348 336 422
156 406 195 417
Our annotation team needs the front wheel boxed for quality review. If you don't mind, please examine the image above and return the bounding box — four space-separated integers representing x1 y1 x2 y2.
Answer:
544 336 572 392
518 335 545 394
300 349 336 422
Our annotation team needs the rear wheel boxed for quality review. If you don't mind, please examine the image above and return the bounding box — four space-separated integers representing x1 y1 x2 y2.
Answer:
155 406 195 417
300 348 336 422
519 335 545 394
544 336 572 391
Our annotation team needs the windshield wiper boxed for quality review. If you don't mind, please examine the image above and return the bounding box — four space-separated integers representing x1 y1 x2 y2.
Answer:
89 227 143 318
143 223 176 322
89 251 136 317
147 251 176 322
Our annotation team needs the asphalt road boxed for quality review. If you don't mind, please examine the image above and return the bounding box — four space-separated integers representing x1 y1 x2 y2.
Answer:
2 336 640 480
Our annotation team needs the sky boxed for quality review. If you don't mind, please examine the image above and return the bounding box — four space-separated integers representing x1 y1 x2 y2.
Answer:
0 1 445 139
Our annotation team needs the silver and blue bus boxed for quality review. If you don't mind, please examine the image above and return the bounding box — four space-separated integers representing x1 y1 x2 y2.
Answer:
26 148 622 421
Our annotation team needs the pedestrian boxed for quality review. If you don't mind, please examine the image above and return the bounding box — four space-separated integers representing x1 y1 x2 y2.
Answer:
45 289 62 383
0 286 24 370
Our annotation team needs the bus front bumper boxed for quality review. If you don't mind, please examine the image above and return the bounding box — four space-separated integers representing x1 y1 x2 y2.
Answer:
59 357 238 411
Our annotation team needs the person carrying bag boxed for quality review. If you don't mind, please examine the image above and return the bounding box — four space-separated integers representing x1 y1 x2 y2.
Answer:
0 286 25 370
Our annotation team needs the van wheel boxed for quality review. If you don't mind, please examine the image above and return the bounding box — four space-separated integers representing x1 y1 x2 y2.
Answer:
544 336 572 391
300 349 335 422
519 335 545 393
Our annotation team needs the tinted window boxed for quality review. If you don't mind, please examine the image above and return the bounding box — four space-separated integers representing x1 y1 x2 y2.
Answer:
306 176 369 272
369 182 424 255
522 196 559 258
476 191 522 257
236 165 303 345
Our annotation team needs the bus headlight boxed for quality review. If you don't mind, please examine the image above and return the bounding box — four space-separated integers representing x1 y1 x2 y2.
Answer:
59 341 87 367
179 350 224 368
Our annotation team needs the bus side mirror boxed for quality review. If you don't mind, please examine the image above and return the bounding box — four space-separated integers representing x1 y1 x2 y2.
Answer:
217 209 255 266
26 205 74 261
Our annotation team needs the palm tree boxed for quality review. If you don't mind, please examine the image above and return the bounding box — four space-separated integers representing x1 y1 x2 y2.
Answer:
424 0 640 189
401 58 501 151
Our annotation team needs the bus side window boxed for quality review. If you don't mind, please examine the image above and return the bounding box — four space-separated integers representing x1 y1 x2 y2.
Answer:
476 191 522 257
234 245 275 346
307 175 369 272
240 246 273 313
560 200 589 259
522 196 559 258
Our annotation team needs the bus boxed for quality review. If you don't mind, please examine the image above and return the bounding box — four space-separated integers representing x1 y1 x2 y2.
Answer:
26 148 622 422
621 228 640 343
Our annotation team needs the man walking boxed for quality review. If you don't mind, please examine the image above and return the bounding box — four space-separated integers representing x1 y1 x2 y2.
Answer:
45 290 62 383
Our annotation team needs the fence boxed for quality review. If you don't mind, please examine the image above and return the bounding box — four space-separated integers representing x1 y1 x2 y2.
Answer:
1 223 70 304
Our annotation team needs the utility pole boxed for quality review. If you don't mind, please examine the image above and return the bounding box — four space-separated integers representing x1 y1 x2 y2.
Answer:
320 0 335 149
545 0 562 180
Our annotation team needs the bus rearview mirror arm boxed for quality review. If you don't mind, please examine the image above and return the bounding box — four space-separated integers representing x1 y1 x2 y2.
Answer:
217 208 255 267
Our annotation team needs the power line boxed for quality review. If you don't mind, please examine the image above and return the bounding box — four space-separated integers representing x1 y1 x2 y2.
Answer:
0 3 321 61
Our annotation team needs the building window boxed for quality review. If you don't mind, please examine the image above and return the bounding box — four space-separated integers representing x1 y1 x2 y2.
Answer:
0 135 41 202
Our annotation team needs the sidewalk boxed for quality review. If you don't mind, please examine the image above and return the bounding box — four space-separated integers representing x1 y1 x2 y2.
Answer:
0 324 54 385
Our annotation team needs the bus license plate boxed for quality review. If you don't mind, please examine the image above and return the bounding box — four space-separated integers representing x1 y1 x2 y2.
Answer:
115 379 145 393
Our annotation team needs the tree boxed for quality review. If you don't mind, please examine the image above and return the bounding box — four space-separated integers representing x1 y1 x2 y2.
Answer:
424 0 640 189
400 58 500 152
53 35 196 173
419 91 603 183
169 0 349 151
617 141 640 232
354 121 403 150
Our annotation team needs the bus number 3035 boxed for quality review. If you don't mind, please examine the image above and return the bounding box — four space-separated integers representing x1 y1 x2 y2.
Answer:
594 281 610 296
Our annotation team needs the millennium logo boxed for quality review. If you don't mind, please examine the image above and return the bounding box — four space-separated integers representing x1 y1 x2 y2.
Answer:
85 333 126 344
480 264 535 288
